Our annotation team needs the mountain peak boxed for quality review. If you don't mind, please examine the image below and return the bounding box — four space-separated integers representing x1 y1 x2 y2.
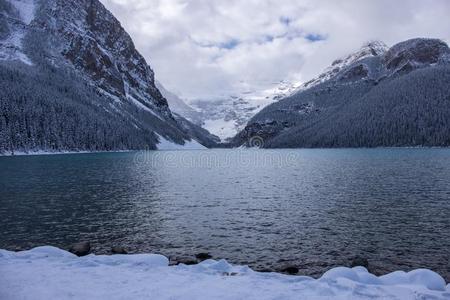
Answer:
301 40 387 91
384 38 450 72
331 40 387 67
360 40 388 55
358 40 389 57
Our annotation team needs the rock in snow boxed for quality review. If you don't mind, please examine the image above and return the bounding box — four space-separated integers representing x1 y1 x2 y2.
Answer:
111 246 128 255
280 266 299 275
195 252 213 261
68 242 91 257
1 247 449 300
351 256 369 269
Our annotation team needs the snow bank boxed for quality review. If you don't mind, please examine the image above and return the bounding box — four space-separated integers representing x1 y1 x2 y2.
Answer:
1 247 449 300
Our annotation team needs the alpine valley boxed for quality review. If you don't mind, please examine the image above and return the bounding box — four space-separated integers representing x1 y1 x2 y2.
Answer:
1 0 449 153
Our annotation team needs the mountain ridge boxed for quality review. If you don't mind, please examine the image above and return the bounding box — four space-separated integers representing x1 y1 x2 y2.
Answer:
232 38 450 148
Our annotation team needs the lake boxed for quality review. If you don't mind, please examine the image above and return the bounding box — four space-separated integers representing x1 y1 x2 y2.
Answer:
0 149 449 281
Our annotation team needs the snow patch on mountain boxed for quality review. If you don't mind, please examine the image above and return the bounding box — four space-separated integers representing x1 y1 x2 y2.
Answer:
0 0 35 65
9 0 35 25
157 134 206 150
0 30 32 64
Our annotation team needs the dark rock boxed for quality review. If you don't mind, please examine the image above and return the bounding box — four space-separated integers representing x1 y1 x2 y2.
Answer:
222 272 239 276
280 266 299 275
351 257 369 269
173 258 198 265
255 268 273 273
69 242 91 257
111 246 127 254
195 253 212 261
384 38 450 70
340 64 369 80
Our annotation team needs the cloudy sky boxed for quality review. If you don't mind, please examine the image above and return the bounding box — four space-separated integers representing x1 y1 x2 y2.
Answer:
101 0 450 101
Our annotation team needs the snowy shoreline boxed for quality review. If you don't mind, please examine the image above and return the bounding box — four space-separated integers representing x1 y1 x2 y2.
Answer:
1 146 450 157
1 247 449 300
0 150 137 157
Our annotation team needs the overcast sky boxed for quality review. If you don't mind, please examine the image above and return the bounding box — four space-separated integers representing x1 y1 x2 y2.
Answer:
101 0 450 101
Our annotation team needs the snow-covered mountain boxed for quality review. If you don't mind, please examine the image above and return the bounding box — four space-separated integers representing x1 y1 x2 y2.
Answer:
233 38 450 148
0 0 217 153
299 41 388 91
190 41 388 142
188 80 301 141
194 41 388 142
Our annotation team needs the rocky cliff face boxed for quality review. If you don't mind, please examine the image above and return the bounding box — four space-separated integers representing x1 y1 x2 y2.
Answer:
0 0 217 152
35 0 170 117
383 39 450 74
234 38 450 148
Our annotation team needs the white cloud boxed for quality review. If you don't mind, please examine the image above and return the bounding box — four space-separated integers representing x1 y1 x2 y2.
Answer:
100 0 450 100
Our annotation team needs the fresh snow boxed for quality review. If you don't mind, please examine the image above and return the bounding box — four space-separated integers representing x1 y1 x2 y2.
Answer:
0 31 33 65
9 0 36 25
157 134 207 150
0 247 449 300
127 93 166 122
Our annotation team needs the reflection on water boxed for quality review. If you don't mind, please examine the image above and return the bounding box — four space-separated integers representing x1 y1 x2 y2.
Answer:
0 149 449 280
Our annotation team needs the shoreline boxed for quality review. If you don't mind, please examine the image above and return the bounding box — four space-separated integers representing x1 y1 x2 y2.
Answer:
7 242 450 282
1 246 449 300
0 149 136 157
1 146 450 157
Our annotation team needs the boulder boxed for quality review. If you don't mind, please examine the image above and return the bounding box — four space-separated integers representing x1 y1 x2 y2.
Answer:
351 256 369 269
69 242 91 257
281 266 299 275
256 268 273 273
111 246 127 254
195 253 212 261
171 257 198 265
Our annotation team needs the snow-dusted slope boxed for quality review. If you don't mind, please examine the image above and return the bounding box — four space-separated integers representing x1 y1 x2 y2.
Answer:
299 41 388 91
0 0 35 64
9 0 34 24
1 247 449 300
